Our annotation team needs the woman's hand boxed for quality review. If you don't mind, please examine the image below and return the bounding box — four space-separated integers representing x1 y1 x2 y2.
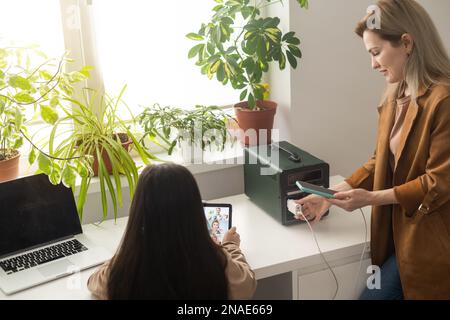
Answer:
223 227 240 246
294 195 331 223
327 189 374 212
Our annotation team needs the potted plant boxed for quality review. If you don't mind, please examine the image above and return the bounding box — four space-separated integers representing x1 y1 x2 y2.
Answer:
0 45 87 182
27 85 156 221
138 104 235 163
187 0 308 145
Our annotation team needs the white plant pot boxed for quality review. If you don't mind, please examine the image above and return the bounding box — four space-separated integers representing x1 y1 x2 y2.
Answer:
178 140 203 164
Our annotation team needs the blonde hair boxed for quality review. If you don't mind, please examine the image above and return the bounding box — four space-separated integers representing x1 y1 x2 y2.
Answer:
355 0 450 104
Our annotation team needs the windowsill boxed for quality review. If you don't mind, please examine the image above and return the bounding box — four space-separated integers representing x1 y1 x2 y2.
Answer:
16 106 244 194
17 141 245 195
83 142 244 194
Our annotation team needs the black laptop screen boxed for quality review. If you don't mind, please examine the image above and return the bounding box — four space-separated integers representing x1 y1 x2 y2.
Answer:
0 174 82 257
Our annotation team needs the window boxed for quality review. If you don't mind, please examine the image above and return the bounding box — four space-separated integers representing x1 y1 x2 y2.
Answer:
1 0 245 168
0 0 68 168
0 0 66 123
0 0 65 56
91 0 238 113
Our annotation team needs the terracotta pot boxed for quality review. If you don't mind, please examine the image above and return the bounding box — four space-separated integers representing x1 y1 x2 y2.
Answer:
234 100 277 146
0 150 20 183
92 135 133 176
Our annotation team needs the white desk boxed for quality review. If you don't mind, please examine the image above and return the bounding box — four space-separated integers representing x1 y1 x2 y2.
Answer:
0 176 371 300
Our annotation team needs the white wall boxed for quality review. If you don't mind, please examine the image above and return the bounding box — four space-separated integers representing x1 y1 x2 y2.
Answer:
274 0 450 177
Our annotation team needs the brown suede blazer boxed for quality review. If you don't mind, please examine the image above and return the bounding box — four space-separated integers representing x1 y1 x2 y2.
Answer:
345 81 450 299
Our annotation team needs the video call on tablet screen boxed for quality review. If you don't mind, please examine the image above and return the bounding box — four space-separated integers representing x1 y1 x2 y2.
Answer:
203 203 232 245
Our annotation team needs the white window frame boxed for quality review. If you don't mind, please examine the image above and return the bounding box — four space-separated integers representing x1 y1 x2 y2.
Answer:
59 0 105 115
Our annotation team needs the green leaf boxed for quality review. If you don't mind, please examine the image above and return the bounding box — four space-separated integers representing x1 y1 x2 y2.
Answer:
212 4 223 11
198 23 206 36
188 44 205 59
207 42 215 55
212 26 222 44
62 165 77 189
241 7 253 19
286 36 301 45
14 92 35 103
240 89 248 101
186 33 204 41
263 17 280 28
253 87 263 101
12 136 23 149
252 64 263 83
50 96 59 108
96 149 108 219
38 153 52 176
207 54 221 64
28 147 37 165
248 93 256 109
221 24 231 41
168 140 177 155
77 161 89 178
221 17 234 26
217 62 226 82
286 50 298 69
244 58 255 75
69 71 88 83
245 36 258 55
296 0 309 9
282 31 296 42
266 28 281 36
288 45 302 58
279 52 286 70
201 64 209 75
15 107 23 131
76 176 90 220
40 105 59 125
79 65 93 78
225 56 239 72
8 75 31 90
260 61 269 72
39 70 53 80
49 169 61 185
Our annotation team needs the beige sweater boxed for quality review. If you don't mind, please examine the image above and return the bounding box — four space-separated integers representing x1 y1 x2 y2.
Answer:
87 241 257 300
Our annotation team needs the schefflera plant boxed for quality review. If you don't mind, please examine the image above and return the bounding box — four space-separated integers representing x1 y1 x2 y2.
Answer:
186 0 308 109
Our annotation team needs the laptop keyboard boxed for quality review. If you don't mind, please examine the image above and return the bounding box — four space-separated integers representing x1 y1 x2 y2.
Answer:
0 239 88 275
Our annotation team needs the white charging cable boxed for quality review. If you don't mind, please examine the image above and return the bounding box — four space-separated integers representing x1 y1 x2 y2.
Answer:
353 208 369 298
297 208 340 300
288 200 368 300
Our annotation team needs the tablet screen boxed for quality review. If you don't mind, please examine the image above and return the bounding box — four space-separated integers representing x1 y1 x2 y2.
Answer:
203 203 232 245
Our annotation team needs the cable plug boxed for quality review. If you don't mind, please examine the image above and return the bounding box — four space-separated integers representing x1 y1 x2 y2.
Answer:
287 199 302 216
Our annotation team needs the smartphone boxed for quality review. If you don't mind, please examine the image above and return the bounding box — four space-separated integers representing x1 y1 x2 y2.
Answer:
296 181 337 199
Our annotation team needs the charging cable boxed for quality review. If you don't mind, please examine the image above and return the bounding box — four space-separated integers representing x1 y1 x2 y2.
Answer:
353 208 368 298
296 208 340 300
288 200 368 300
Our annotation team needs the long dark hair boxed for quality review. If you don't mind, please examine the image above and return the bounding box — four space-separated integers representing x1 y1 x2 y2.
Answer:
107 163 228 299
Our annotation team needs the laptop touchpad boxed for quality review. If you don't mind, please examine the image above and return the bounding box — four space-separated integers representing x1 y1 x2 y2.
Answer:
38 259 75 278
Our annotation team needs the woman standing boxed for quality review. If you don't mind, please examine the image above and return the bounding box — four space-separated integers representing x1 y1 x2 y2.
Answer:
296 0 450 299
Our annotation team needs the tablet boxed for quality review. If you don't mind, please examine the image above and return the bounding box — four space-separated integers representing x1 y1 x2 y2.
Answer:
203 203 232 245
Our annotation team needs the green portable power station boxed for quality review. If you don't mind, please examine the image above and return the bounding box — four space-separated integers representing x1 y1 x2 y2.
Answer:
244 141 330 225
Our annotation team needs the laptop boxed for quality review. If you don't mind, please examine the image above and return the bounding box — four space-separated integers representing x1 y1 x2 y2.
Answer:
0 174 111 295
